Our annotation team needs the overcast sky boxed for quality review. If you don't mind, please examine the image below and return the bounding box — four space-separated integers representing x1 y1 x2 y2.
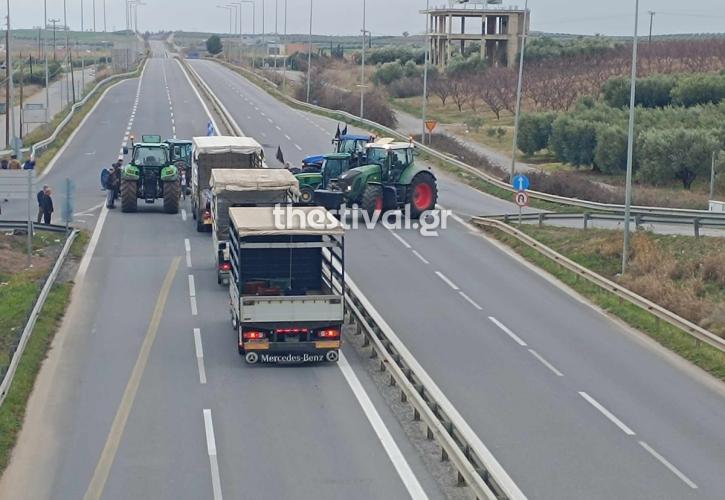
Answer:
9 1 725 37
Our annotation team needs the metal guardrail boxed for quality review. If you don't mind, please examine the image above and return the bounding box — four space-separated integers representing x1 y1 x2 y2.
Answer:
0 230 78 406
486 211 725 238
177 57 240 137
344 278 525 500
210 58 725 221
471 217 725 355
0 64 144 160
0 220 69 233
190 61 526 500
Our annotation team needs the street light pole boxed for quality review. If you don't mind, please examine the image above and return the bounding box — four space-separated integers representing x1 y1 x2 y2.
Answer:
282 0 287 92
81 0 84 32
103 0 107 32
622 0 640 275
421 0 430 144
509 0 529 182
92 0 96 32
360 0 366 120
306 0 312 103
44 0 50 123
647 11 655 43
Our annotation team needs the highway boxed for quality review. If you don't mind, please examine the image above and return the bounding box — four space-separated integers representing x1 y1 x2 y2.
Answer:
0 44 446 500
187 57 725 500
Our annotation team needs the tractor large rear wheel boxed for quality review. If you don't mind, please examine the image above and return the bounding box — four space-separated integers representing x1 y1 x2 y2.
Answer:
406 172 438 219
361 184 383 219
163 180 180 214
120 180 138 213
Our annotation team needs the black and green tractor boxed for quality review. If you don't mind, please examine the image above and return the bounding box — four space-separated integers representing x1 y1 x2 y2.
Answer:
120 135 180 213
166 138 193 193
314 139 438 219
295 152 352 204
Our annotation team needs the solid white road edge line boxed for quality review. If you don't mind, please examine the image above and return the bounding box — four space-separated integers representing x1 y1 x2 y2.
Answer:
434 271 459 291
343 275 528 500
579 392 636 436
175 58 219 135
203 409 224 500
338 352 429 500
488 316 527 347
527 349 564 377
194 328 207 385
638 441 698 489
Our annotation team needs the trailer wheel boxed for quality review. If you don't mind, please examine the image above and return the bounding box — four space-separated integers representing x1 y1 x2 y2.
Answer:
245 352 259 364
231 314 238 331
325 350 339 363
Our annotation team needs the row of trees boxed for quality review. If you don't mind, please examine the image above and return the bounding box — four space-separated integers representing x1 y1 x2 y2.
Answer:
602 72 725 108
517 101 725 187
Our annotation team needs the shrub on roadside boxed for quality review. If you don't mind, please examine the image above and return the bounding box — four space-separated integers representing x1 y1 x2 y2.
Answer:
517 112 556 156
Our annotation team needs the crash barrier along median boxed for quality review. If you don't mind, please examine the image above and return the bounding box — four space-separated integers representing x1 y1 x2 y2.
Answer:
486 211 725 238
0 60 147 160
471 217 725 355
189 57 526 500
0 229 79 407
209 59 725 221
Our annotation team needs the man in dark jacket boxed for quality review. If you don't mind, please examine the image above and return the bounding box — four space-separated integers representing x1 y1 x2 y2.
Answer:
36 186 47 223
40 187 54 224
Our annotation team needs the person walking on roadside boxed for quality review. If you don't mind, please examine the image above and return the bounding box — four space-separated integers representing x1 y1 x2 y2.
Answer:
41 187 54 224
8 154 21 170
105 164 121 209
36 185 48 223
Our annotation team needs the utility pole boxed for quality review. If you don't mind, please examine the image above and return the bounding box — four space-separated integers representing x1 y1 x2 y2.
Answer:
103 0 107 32
49 18 60 61
359 0 366 120
647 11 655 43
93 0 97 32
44 3 50 124
81 0 84 32
282 0 287 92
64 0 75 105
5 0 11 149
622 0 640 275
422 0 430 145
262 0 265 44
305 0 312 103
509 0 529 182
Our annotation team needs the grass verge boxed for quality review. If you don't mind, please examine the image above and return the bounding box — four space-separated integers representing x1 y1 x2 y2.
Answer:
28 62 145 175
0 282 72 474
483 225 725 381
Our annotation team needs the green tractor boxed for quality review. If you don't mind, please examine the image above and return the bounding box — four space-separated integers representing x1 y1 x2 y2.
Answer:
120 135 181 213
166 139 193 193
315 139 438 219
294 152 351 204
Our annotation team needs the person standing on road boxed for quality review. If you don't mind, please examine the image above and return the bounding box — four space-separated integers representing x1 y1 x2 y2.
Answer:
41 187 54 224
105 165 120 209
8 154 21 170
36 185 48 223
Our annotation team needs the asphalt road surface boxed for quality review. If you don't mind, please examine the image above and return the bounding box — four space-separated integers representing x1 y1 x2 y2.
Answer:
0 44 446 500
187 57 725 500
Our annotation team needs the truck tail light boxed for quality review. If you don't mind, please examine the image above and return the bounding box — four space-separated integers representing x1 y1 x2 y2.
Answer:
243 330 265 340
318 328 340 339
219 262 231 271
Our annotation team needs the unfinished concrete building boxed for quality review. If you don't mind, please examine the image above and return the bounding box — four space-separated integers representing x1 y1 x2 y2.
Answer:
424 3 529 68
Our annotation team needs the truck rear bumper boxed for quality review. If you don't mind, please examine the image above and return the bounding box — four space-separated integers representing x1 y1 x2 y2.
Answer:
242 340 341 364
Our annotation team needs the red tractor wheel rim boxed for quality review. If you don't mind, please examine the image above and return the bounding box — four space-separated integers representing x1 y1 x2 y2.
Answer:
413 183 433 210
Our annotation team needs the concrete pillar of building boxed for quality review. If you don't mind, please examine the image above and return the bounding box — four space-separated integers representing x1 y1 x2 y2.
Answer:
506 12 521 68
447 14 452 65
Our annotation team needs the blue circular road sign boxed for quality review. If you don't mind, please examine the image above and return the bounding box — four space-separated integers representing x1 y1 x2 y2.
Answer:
512 174 530 191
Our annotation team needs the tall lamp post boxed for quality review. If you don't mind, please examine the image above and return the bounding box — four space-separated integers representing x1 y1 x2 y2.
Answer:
305 0 312 103
229 2 243 63
217 5 233 35
622 0 640 274
421 0 430 144
509 0 529 182
44 0 50 123
282 0 287 92
359 0 366 119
